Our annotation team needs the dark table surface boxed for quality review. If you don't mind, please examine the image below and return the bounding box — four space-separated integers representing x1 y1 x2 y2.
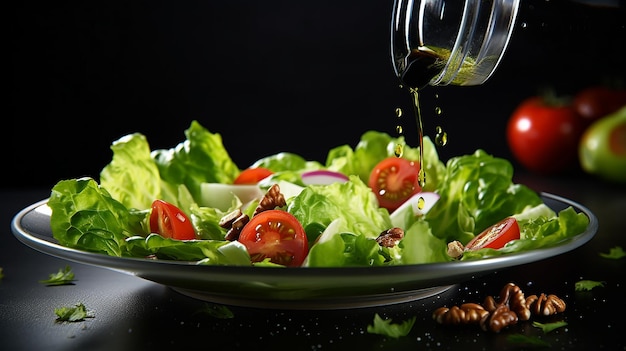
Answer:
1 172 625 351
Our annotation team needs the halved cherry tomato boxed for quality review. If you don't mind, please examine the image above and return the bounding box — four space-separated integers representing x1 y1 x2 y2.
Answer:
149 199 196 240
465 217 520 251
368 157 421 212
238 210 308 266
234 167 273 184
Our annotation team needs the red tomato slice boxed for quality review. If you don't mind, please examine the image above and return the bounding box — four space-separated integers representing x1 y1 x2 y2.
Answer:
234 167 273 184
368 157 422 212
238 210 308 267
149 199 196 240
465 217 520 251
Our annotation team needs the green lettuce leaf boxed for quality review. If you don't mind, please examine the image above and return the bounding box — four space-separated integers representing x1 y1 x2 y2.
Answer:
288 176 391 238
125 234 250 264
425 149 543 244
49 177 143 257
250 152 323 173
100 133 162 210
151 120 241 203
367 313 415 338
325 131 446 192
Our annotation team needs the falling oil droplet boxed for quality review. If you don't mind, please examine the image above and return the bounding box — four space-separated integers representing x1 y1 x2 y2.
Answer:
418 169 426 188
435 125 448 146
395 108 403 118
434 106 442 116
417 196 425 210
396 125 403 134
394 144 404 157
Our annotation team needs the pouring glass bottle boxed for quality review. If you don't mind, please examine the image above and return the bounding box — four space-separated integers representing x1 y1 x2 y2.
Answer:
390 0 520 187
391 0 521 90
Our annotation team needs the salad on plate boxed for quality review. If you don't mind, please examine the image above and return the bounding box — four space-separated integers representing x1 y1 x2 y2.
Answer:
47 120 590 268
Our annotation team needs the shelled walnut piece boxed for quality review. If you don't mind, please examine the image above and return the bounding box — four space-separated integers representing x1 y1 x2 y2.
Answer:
526 293 567 316
219 209 249 241
219 184 287 240
253 184 286 216
376 227 404 248
432 283 566 333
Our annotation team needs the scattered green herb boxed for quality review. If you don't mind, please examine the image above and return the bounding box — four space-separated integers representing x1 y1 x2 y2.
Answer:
367 313 415 338
40 265 75 286
54 303 93 322
193 303 234 319
532 320 568 333
599 246 626 259
507 334 551 348
575 280 605 291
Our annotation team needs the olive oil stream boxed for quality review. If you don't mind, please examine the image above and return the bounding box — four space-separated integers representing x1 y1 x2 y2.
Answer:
395 47 456 210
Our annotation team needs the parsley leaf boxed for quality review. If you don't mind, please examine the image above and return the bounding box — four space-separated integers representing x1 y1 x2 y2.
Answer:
54 303 93 322
575 280 605 291
599 246 626 259
367 313 416 338
532 320 568 333
507 334 551 348
40 265 75 286
193 303 234 319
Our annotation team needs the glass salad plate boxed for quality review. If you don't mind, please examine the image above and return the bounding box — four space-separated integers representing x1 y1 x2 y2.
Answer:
11 193 597 310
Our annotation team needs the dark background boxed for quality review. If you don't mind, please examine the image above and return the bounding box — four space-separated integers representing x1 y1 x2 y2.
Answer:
8 0 626 190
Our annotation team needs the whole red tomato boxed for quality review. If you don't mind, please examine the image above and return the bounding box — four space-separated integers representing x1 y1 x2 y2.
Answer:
573 86 626 126
506 96 586 174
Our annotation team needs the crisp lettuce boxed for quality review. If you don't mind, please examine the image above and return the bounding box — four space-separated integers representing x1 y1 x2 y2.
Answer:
288 177 450 266
100 133 161 210
325 130 446 192
288 176 391 238
99 121 238 210
394 220 451 264
151 120 240 203
49 177 145 257
425 149 543 245
250 152 323 173
303 219 386 267
48 121 591 267
125 234 250 264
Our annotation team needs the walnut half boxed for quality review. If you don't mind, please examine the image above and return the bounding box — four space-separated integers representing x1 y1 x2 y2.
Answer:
253 184 286 216
433 283 567 333
432 303 488 325
218 209 249 241
526 293 566 316
376 227 404 248
480 304 518 332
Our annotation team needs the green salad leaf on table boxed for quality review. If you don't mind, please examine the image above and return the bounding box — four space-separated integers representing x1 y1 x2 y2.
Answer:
47 120 590 267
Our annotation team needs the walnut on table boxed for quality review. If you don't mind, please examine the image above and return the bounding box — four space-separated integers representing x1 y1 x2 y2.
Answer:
432 303 489 325
526 293 567 316
432 283 567 333
480 304 518 332
483 282 531 321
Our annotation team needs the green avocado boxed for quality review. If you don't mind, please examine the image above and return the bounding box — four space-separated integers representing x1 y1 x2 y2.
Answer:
578 105 626 183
